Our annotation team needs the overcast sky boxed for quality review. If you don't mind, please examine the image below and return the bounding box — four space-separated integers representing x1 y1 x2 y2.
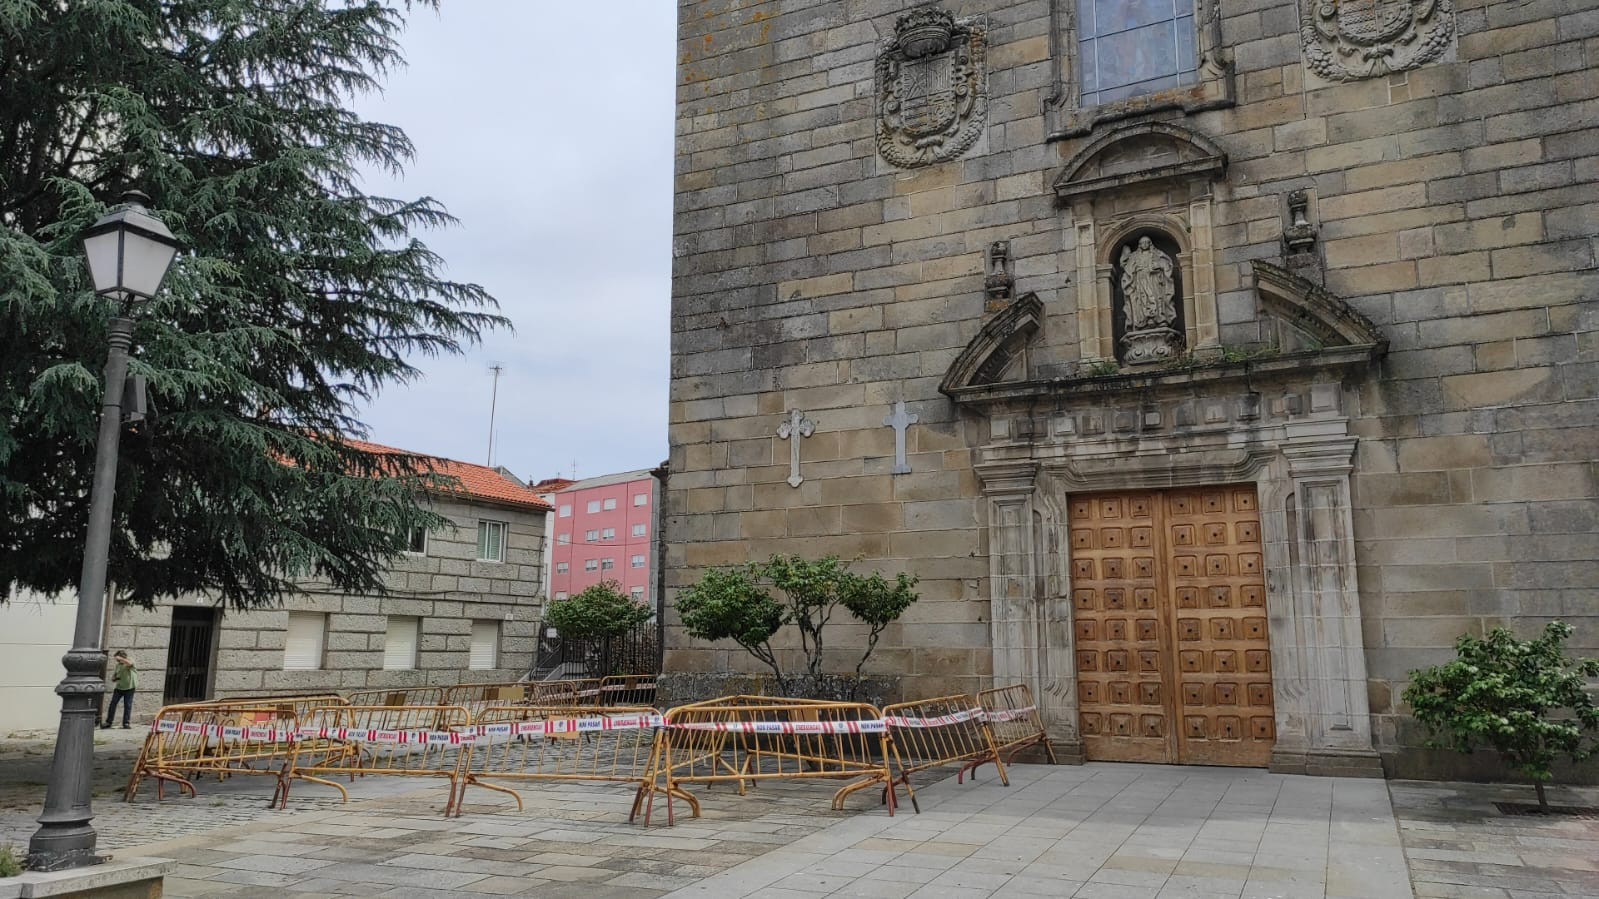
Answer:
351 4 676 484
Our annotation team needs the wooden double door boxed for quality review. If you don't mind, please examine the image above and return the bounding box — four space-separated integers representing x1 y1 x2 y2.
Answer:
1068 486 1276 767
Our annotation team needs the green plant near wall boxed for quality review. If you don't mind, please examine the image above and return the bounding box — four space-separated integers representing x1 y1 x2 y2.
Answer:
675 555 918 694
0 843 20 878
1402 621 1599 811
1218 343 1281 363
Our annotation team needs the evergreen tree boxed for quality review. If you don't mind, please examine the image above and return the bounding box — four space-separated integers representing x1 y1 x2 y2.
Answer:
0 1 506 608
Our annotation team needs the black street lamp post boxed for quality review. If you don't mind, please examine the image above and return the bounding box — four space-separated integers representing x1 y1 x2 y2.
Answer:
28 191 181 871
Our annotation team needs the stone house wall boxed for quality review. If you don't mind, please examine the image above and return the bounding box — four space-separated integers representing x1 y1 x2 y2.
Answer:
666 0 1598 777
109 496 546 721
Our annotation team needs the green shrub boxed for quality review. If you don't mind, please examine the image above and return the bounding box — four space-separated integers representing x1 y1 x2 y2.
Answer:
543 581 652 675
1403 621 1599 811
676 555 917 694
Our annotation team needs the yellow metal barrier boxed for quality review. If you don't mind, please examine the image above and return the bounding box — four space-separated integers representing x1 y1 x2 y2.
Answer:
598 674 657 707
457 705 661 816
283 704 476 815
344 686 443 708
640 695 905 826
976 683 1058 769
123 703 352 805
882 693 1008 810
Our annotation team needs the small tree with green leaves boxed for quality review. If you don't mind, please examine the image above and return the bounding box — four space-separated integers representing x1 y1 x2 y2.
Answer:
1403 621 1599 811
543 581 652 676
675 555 918 694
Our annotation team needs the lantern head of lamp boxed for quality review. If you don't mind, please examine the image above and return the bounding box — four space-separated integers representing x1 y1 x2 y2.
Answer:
81 190 181 303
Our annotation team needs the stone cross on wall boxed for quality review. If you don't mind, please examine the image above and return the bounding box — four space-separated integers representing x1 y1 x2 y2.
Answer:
777 409 814 488
883 400 919 475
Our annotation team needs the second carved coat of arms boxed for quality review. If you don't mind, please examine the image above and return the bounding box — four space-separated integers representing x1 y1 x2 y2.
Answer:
1300 0 1455 81
875 7 987 168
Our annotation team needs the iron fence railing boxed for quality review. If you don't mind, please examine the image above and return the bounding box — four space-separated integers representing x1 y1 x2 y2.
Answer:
530 620 660 679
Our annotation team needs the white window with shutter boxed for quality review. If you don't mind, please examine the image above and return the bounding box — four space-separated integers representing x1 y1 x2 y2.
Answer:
284 612 326 671
477 520 506 562
383 616 420 670
470 620 500 670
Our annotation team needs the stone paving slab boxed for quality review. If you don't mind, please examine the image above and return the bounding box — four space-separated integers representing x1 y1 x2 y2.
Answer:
1388 779 1599 899
665 763 1412 899
6 726 1595 899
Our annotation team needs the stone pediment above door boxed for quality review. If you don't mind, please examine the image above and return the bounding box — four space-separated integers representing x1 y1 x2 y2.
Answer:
1052 121 1227 203
942 263 1386 407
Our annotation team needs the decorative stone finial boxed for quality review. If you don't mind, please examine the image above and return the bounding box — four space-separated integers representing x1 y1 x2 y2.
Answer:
984 240 1014 310
1283 189 1322 283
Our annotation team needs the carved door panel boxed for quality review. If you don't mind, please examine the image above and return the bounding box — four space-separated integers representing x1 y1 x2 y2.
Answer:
1069 493 1173 763
1069 486 1274 767
1165 487 1275 767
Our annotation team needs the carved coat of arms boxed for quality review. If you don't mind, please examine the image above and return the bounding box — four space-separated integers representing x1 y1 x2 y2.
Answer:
1300 0 1455 81
875 7 987 168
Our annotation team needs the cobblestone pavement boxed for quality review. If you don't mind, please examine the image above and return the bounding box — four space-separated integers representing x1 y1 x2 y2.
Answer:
1389 779 1599 899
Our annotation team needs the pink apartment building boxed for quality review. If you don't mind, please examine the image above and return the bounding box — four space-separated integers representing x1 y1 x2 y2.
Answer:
538 468 661 610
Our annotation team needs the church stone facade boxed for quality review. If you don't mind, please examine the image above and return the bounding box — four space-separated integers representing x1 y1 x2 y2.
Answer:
667 0 1598 778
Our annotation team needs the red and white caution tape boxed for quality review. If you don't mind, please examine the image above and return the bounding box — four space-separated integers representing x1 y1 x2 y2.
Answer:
883 707 988 729
983 705 1038 724
664 719 887 734
474 714 665 738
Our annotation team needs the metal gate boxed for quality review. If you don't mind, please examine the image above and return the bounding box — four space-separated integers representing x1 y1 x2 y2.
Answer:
1069 486 1275 767
162 607 217 704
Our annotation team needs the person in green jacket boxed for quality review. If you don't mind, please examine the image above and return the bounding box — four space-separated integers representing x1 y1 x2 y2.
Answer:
103 651 137 729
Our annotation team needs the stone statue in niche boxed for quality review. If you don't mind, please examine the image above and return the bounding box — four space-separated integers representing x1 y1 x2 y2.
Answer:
1299 0 1454 82
875 7 987 168
1118 236 1183 365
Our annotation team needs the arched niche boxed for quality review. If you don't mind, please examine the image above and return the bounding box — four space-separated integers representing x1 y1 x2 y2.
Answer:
1053 122 1227 367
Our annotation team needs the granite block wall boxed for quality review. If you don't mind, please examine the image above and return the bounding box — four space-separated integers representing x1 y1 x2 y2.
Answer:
668 0 1596 776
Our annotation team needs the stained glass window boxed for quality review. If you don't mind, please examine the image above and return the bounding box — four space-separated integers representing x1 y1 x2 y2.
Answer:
1078 0 1198 107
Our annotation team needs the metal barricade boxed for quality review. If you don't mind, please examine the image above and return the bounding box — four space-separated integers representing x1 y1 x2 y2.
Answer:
284 704 476 815
976 683 1058 768
882 693 1008 810
640 695 906 825
438 680 591 716
344 686 443 708
458 705 661 816
568 677 605 704
124 703 335 806
598 674 657 707
436 682 531 718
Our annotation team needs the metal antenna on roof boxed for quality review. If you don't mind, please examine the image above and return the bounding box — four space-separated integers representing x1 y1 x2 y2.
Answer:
571 459 578 481
487 363 504 466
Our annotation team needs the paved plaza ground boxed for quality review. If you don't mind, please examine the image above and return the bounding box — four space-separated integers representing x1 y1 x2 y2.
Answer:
1 729 1596 898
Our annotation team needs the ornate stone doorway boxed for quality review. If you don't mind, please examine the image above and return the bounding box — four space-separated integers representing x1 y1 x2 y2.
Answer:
1070 486 1275 767
941 260 1391 777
